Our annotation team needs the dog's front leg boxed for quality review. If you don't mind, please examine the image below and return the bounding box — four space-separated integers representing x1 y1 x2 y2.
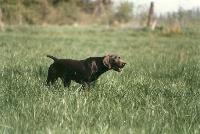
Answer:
82 82 89 91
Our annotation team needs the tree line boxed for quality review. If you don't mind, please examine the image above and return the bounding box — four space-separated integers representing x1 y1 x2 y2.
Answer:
0 0 199 26
0 0 133 25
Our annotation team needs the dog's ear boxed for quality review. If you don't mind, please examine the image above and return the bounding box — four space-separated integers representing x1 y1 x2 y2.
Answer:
103 55 112 69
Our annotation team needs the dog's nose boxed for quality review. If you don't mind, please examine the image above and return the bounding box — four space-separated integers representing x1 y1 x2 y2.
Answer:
122 62 126 67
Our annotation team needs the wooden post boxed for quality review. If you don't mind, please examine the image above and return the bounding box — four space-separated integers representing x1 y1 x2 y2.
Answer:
147 2 154 27
0 8 4 32
0 8 2 23
18 0 22 25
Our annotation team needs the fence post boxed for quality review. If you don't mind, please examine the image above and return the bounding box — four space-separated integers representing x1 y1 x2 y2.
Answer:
147 2 154 27
0 8 4 32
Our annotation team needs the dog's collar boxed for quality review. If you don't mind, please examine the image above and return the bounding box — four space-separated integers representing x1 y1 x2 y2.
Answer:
103 62 107 68
103 61 111 70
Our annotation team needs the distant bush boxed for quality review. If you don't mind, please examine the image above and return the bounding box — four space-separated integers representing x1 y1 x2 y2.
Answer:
0 0 81 25
114 2 133 23
0 0 135 25
162 25 182 36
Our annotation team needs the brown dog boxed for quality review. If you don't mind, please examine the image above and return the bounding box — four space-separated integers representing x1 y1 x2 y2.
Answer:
46 54 126 89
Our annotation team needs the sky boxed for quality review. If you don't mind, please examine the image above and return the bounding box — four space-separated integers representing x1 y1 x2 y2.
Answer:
114 0 200 14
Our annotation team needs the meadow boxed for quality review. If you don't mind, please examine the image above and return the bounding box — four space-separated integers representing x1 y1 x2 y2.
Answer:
0 25 200 134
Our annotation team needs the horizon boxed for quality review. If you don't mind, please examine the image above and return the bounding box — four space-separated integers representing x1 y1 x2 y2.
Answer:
113 0 200 15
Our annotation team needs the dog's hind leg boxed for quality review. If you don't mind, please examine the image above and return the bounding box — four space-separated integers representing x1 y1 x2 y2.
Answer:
46 66 58 85
62 77 71 87
46 75 58 85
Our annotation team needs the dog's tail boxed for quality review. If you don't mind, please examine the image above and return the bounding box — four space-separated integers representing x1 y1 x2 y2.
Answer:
47 55 58 61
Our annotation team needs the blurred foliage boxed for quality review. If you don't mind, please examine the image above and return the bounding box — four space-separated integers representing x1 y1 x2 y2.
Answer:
0 0 134 25
115 2 133 23
0 0 82 25
0 0 199 26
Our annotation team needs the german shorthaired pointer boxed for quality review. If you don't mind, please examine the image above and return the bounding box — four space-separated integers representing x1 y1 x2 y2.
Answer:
46 54 126 90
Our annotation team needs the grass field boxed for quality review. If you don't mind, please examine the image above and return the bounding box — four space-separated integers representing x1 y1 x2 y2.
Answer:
0 25 200 134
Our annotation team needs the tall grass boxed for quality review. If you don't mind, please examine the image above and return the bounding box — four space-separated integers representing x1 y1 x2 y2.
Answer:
0 25 200 133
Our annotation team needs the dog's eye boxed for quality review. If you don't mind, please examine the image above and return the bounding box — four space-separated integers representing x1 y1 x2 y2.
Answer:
118 57 120 59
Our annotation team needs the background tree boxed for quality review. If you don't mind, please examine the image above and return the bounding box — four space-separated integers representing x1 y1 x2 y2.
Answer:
115 2 133 23
177 7 184 25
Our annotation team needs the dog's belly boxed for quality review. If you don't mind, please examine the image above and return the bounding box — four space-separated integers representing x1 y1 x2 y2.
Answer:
62 71 84 84
63 71 99 84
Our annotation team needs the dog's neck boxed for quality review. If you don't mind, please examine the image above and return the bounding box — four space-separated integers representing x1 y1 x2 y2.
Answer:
100 57 110 72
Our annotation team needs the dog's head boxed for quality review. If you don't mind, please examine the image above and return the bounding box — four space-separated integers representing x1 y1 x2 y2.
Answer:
103 54 126 72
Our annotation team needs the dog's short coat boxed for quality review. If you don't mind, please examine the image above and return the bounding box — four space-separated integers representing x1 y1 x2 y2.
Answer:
46 54 126 90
